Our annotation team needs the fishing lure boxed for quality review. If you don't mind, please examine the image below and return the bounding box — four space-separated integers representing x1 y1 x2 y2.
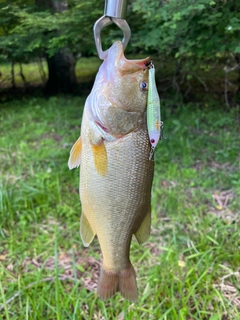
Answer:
146 62 163 160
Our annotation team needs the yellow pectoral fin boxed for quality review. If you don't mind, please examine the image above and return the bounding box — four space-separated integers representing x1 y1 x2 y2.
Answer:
68 137 82 170
91 142 108 176
134 211 151 244
80 214 96 247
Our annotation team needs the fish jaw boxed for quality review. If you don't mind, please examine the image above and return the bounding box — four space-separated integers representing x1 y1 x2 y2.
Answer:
106 41 150 75
105 41 151 113
89 41 151 138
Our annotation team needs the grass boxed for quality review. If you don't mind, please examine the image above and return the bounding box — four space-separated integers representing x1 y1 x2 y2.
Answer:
0 96 239 319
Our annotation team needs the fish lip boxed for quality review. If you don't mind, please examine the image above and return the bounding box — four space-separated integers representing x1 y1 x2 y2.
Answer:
111 41 151 73
123 55 151 70
120 52 151 73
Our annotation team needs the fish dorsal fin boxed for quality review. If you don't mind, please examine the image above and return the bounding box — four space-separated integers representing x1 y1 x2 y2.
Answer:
91 142 108 176
80 214 96 247
68 137 82 170
134 211 151 244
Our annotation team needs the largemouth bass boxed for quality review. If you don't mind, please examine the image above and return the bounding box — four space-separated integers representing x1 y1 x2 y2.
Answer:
68 41 154 302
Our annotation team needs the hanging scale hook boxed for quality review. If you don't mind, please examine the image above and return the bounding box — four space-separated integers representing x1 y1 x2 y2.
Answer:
93 0 131 60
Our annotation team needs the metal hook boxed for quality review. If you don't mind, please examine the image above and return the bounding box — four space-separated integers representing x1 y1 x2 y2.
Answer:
93 16 131 60
149 146 155 161
93 0 131 60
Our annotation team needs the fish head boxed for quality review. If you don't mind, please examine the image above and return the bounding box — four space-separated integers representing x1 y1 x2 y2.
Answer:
105 41 150 113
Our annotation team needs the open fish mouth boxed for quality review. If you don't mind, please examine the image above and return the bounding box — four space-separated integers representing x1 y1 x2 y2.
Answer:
119 54 151 74
108 41 151 74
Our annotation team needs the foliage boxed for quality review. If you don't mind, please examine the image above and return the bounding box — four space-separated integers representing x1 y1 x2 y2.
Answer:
129 0 240 97
0 0 240 98
2 0 240 62
0 96 239 318
0 0 102 63
131 0 240 58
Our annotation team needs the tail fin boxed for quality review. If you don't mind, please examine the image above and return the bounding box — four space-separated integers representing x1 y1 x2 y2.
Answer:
97 264 138 303
119 265 138 303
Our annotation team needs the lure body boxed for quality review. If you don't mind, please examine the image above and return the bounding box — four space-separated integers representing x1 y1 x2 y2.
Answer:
147 66 161 150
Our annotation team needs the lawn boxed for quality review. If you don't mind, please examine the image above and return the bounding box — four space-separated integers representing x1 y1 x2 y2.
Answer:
0 96 239 319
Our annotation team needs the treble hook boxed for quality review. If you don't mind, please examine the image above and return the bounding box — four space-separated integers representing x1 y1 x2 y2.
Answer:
93 0 131 60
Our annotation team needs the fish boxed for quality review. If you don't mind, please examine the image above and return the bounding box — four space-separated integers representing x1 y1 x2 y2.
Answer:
68 41 154 302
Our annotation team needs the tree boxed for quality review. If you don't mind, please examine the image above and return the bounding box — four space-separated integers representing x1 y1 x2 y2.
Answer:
0 0 102 93
35 0 78 94
130 0 240 97
1 0 239 100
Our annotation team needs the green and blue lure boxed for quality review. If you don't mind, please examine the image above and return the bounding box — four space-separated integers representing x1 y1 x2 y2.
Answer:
147 62 163 160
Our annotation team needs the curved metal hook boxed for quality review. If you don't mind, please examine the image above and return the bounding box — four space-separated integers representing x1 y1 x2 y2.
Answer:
93 16 131 60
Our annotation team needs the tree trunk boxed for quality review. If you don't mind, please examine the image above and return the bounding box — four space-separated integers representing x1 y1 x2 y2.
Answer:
11 61 16 89
44 48 77 94
36 0 78 95
19 63 27 87
38 56 47 84
235 53 240 96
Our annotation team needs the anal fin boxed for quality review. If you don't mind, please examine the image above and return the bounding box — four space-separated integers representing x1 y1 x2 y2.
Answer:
80 214 95 247
68 136 82 170
134 211 151 244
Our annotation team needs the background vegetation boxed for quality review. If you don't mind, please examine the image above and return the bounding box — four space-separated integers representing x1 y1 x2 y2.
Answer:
0 0 240 101
0 98 239 319
0 0 239 319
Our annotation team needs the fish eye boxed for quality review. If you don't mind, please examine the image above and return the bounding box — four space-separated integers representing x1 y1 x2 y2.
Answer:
140 81 148 91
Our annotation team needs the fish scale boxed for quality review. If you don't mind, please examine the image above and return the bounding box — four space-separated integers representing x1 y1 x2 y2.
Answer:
80 125 153 270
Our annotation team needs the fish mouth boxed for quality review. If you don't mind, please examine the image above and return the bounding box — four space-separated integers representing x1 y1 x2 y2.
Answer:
120 56 151 74
120 54 151 74
110 41 151 74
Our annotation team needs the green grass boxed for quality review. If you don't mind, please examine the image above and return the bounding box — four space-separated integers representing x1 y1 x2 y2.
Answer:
0 97 239 319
